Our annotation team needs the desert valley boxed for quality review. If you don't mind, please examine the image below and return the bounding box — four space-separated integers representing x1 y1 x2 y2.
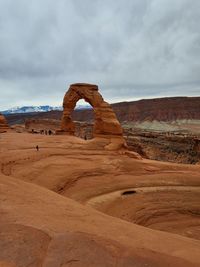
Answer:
0 83 200 267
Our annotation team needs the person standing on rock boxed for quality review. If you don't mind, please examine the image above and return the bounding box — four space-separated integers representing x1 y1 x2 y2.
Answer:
36 145 39 151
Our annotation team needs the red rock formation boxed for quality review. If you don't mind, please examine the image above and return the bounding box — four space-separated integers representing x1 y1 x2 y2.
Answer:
58 83 126 150
0 113 10 132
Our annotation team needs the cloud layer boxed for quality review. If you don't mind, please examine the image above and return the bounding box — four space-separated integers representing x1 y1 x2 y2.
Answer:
0 0 200 108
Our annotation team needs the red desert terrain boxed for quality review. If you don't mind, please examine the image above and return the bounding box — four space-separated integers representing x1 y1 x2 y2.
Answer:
0 84 200 267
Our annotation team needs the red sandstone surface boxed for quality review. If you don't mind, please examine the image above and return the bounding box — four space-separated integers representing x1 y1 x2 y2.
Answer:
1 86 200 266
0 132 200 266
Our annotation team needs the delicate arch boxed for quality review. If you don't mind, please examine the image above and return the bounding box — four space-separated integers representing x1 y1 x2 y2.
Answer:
60 83 124 139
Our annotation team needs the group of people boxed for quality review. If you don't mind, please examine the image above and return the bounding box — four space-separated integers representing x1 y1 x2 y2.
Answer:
31 129 53 135
40 129 53 135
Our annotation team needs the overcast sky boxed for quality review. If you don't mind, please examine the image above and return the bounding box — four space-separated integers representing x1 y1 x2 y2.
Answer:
0 0 200 109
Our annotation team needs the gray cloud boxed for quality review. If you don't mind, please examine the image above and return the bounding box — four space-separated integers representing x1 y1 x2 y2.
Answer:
0 0 199 109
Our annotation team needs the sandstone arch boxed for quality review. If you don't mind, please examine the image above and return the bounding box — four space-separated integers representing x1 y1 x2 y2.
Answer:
59 83 126 150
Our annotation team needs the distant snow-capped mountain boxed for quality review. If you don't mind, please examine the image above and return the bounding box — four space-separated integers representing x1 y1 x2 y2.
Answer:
1 104 91 114
1 106 62 114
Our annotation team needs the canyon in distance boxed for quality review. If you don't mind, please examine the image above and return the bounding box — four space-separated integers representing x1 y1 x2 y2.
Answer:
0 84 200 267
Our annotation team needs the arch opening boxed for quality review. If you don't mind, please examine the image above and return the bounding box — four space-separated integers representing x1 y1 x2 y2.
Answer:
72 99 94 140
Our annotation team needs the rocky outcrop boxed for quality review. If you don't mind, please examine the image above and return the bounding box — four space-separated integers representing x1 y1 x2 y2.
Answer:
58 83 126 150
0 113 10 132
